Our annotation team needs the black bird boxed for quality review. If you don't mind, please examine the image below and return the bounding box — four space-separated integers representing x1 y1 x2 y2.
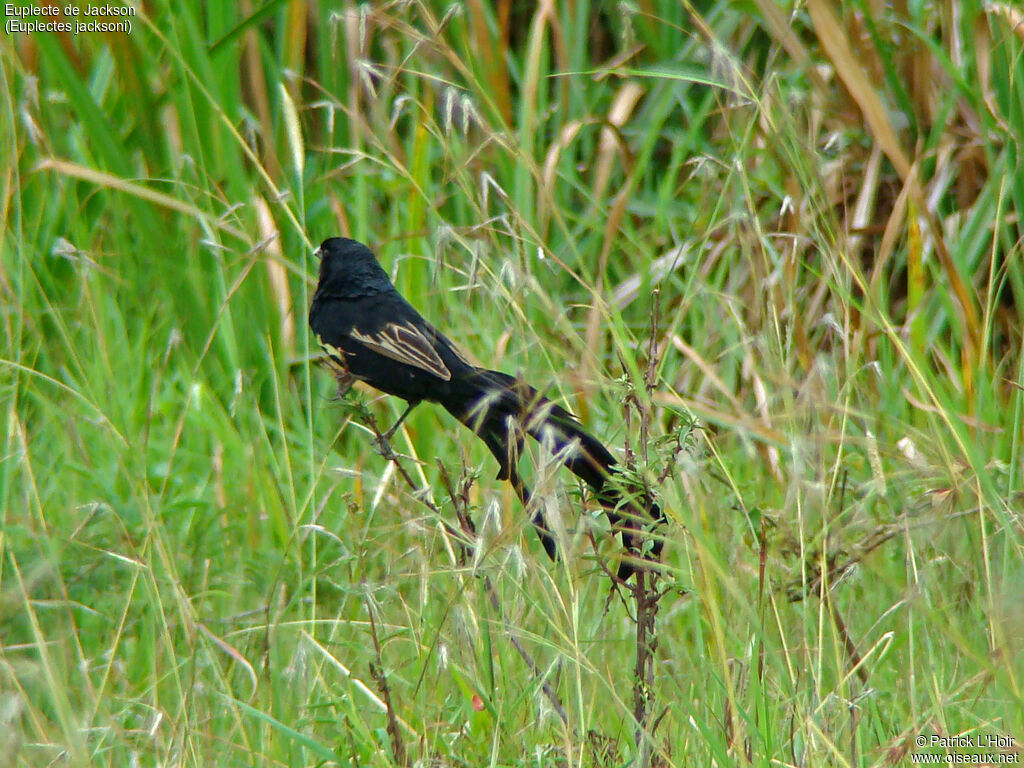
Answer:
308 236 661 578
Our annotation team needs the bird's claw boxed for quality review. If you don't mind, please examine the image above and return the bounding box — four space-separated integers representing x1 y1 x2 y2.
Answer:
334 372 356 398
372 434 397 459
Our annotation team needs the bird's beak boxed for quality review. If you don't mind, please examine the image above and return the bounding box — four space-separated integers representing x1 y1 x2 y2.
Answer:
313 245 322 260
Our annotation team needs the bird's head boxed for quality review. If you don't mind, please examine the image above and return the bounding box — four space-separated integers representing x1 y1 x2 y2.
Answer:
313 237 392 297
315 236 377 271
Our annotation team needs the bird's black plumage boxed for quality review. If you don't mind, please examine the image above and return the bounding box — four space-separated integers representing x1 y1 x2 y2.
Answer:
309 236 661 577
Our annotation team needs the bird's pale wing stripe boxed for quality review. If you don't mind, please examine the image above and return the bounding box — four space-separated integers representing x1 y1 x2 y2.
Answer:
350 322 452 381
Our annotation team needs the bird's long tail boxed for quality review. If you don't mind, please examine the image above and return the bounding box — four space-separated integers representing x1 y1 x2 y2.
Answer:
440 369 662 578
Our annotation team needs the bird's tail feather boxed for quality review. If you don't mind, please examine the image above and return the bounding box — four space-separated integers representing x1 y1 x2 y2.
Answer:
441 368 662 578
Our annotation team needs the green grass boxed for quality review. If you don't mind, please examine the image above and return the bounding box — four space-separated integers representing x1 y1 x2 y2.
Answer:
2 0 1023 765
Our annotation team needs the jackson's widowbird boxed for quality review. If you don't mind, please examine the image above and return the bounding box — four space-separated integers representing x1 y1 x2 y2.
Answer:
308 237 661 578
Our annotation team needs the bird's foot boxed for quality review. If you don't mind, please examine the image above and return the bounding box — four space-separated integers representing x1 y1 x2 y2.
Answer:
372 433 397 459
334 371 356 398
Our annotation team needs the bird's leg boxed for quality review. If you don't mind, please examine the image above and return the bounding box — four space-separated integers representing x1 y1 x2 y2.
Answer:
373 400 419 456
381 400 418 442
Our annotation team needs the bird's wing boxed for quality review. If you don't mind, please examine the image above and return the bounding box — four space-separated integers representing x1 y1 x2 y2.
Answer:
350 320 453 381
438 334 474 368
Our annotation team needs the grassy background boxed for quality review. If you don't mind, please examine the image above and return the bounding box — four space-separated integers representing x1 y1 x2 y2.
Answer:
2 0 1023 765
